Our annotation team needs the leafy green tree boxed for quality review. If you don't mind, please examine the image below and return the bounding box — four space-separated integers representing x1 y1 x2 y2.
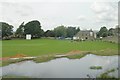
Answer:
15 22 25 38
54 25 67 38
76 27 80 33
0 22 13 39
115 25 120 36
44 30 55 37
108 28 114 36
40 29 44 37
24 20 43 38
97 26 108 37
66 27 77 38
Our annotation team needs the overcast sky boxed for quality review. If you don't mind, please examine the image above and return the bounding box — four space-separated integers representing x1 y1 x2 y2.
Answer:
0 0 119 31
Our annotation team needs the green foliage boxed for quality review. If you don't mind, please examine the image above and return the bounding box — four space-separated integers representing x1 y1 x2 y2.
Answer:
76 27 80 33
24 20 43 38
97 26 119 38
108 28 114 36
53 25 80 38
15 20 44 38
66 27 77 38
0 22 13 39
40 29 44 37
15 22 25 38
44 30 55 37
97 26 108 37
115 25 120 34
54 25 67 37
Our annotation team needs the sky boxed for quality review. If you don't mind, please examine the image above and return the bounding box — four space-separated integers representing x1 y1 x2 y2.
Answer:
0 0 119 31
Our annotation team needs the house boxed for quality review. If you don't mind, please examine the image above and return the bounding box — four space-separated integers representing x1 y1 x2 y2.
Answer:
73 30 96 41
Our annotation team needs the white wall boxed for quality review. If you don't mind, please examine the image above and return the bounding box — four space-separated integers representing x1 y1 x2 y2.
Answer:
73 37 79 40
26 34 31 40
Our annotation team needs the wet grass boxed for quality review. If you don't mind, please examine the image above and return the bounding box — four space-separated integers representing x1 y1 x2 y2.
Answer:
91 49 119 56
90 66 102 70
66 52 89 59
98 68 118 79
33 55 55 63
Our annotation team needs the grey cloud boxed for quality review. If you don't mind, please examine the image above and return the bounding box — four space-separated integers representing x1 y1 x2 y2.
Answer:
0 1 119 31
77 15 86 21
91 2 118 23
2 2 33 17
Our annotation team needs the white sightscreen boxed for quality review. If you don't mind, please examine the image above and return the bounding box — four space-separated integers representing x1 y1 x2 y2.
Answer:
26 34 31 40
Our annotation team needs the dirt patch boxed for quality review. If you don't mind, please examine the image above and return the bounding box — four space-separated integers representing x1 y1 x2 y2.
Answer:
66 50 81 55
10 54 28 58
66 50 89 56
0 54 28 61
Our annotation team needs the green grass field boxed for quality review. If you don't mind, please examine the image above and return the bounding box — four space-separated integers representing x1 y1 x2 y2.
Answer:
2 39 118 57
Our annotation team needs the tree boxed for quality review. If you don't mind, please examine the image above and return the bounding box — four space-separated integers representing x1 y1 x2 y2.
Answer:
44 30 55 37
40 29 44 37
108 28 114 36
76 27 80 33
115 25 120 36
15 22 25 38
0 22 13 39
24 20 43 38
54 25 67 38
97 26 108 37
66 27 77 38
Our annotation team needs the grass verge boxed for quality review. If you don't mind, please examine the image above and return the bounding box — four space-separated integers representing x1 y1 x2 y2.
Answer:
1 48 119 67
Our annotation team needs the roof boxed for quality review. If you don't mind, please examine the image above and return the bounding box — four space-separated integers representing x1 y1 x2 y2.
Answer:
74 30 94 37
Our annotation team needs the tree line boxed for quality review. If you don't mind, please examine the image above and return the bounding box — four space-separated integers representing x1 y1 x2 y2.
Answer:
97 26 120 38
0 20 80 39
0 20 119 40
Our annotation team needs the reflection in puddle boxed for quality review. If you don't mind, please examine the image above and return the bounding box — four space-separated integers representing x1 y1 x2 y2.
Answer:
0 54 119 78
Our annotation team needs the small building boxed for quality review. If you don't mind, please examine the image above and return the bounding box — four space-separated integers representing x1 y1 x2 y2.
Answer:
73 30 96 41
